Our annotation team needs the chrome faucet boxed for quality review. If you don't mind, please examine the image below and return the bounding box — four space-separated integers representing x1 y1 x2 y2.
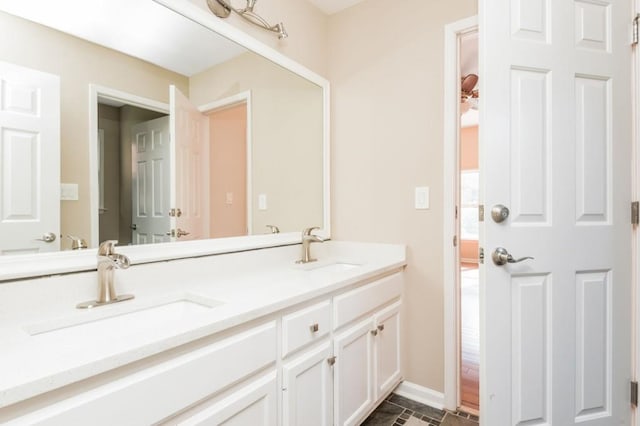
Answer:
77 240 134 309
296 227 325 264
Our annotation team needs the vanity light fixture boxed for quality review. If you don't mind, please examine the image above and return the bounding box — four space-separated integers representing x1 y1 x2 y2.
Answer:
206 0 288 39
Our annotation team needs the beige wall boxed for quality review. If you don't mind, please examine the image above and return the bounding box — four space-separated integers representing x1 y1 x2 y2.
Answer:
208 104 248 238
461 126 479 170
327 0 478 392
460 125 478 263
0 11 189 249
190 53 324 234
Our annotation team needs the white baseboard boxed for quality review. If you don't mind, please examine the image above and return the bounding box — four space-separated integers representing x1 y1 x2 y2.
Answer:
393 381 445 410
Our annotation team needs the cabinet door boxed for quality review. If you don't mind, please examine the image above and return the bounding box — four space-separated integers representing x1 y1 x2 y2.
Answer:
176 372 277 426
333 318 375 426
282 342 333 426
374 301 402 399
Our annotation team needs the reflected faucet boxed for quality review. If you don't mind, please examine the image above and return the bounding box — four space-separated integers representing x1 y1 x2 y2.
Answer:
266 225 280 234
76 240 134 309
296 227 324 264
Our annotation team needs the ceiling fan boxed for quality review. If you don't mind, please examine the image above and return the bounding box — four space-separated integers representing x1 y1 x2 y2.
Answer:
460 74 479 113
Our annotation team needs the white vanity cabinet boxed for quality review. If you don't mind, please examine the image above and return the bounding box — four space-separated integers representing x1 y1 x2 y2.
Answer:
0 268 404 426
3 322 278 426
281 299 334 426
168 372 278 425
332 273 403 426
282 341 334 426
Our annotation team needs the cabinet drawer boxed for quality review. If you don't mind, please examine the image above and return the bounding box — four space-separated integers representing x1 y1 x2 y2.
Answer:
10 322 277 426
282 300 331 357
333 273 402 330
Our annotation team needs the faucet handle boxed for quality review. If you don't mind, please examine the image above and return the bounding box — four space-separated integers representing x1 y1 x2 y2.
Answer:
98 240 118 256
302 227 320 236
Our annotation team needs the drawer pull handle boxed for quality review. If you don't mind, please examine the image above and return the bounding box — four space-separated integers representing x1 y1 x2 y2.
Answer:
310 323 319 333
327 356 337 366
371 329 378 336
377 324 385 332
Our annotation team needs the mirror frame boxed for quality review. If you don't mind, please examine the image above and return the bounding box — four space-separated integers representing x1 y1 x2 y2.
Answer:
0 0 330 281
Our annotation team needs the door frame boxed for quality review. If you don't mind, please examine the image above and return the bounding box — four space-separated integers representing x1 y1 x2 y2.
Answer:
443 15 478 412
635 1 640 425
88 85 169 247
198 90 253 235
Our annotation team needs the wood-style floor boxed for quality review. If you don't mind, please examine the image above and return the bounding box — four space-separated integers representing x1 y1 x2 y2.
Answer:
460 265 479 412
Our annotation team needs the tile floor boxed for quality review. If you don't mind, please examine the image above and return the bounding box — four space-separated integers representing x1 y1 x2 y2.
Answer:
362 394 479 426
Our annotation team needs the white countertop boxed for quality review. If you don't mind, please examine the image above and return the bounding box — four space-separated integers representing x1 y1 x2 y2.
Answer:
0 241 405 409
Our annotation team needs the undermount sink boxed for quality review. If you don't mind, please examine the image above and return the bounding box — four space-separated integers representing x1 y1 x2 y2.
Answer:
25 295 223 339
302 262 361 273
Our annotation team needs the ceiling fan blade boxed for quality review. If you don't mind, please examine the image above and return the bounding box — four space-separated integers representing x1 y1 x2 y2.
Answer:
461 74 479 93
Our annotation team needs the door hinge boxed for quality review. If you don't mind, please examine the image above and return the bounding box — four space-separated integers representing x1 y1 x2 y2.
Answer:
479 247 485 264
453 235 458 247
631 380 638 406
632 201 639 225
634 14 640 46
169 208 182 218
478 204 485 222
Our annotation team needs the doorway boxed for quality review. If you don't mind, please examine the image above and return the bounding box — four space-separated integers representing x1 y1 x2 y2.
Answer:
96 99 169 245
89 85 170 247
443 15 479 416
458 30 479 414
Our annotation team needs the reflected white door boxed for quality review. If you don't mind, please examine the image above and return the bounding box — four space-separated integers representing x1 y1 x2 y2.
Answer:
0 61 59 254
482 0 632 424
169 85 208 241
131 116 170 245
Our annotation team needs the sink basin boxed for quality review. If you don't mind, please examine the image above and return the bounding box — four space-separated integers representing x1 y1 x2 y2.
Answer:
25 296 223 338
303 262 361 273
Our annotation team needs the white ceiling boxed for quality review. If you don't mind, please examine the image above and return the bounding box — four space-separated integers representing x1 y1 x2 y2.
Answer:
460 31 478 78
0 0 246 77
306 0 367 15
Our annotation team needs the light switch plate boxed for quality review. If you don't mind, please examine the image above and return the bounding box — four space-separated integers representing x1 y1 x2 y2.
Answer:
258 194 267 210
61 183 79 201
225 192 233 205
415 186 429 210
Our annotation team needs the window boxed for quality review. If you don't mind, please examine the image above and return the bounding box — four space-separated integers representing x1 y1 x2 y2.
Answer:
460 170 479 240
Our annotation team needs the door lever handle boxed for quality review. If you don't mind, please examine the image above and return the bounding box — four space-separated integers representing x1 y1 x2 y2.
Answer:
492 247 534 266
35 232 57 243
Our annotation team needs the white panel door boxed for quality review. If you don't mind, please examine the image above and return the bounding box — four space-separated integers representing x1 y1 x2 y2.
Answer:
131 116 170 245
0 61 59 254
481 0 632 424
282 341 333 426
170 86 209 241
334 318 375 426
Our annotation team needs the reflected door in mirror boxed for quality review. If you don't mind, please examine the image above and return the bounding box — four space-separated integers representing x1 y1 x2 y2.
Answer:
131 116 171 245
0 61 60 255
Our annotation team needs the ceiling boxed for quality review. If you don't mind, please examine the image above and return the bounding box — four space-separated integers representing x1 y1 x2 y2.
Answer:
306 0 367 15
460 31 478 78
0 0 246 77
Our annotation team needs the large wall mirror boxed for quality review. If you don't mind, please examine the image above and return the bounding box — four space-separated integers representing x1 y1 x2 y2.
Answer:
0 0 327 262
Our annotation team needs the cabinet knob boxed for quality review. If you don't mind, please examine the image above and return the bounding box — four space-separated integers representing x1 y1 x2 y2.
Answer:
309 323 319 333
371 329 378 336
377 324 385 332
327 356 337 366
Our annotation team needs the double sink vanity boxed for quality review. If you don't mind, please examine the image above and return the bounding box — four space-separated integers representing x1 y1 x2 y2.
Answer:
0 1 407 424
0 241 406 425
